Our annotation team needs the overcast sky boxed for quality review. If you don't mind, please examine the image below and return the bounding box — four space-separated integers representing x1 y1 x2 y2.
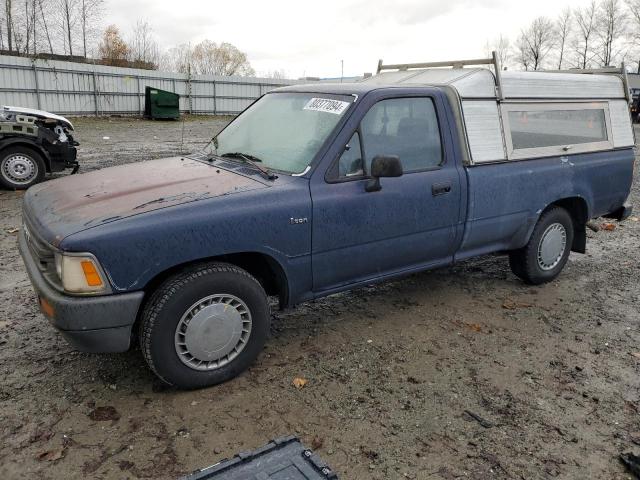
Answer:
104 0 600 78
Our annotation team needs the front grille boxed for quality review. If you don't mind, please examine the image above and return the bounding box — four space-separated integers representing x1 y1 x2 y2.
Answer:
23 218 63 291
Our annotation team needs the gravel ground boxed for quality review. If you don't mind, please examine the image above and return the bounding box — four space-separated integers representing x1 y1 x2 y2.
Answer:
0 117 639 480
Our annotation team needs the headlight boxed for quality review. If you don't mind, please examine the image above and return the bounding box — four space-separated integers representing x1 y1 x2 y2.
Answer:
54 253 108 294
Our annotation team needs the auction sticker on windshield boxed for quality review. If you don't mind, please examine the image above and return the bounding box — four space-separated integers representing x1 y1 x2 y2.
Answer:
303 98 350 115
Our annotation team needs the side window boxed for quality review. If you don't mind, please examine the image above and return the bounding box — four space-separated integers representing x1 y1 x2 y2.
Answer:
503 103 613 159
338 132 364 177
508 108 607 149
360 97 442 173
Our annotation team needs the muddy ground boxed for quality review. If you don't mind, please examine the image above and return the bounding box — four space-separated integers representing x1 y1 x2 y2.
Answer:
0 117 639 480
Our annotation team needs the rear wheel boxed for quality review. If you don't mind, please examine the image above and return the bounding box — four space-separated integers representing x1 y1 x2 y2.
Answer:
0 146 46 190
509 207 574 285
140 262 270 389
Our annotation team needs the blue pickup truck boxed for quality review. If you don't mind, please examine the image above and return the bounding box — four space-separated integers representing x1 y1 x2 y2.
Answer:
19 57 636 388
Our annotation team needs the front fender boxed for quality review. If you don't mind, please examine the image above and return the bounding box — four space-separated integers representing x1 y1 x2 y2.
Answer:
57 181 314 305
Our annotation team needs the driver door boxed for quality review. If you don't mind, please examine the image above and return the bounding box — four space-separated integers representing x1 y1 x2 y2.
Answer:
310 94 462 292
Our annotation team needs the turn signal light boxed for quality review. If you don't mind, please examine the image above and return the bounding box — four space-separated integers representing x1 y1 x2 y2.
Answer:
81 260 103 287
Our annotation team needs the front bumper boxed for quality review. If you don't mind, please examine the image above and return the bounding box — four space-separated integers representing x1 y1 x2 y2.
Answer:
47 143 79 173
18 230 144 353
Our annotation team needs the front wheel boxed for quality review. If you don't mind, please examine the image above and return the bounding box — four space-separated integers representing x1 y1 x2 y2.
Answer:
140 262 270 389
509 207 574 285
0 146 46 190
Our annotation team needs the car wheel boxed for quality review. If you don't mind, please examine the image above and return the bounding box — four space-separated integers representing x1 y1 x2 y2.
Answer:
509 207 574 285
0 146 46 190
140 262 270 389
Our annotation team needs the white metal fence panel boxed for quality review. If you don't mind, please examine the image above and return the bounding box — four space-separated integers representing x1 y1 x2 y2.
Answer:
0 54 311 116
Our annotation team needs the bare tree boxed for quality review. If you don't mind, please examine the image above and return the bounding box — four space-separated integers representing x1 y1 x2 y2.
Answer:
0 0 40 54
5 0 14 51
573 1 598 68
21 0 38 55
79 0 103 57
29 0 37 53
3 0 82 56
515 34 531 71
628 0 640 72
630 0 640 32
516 16 556 70
129 19 159 67
8 0 28 53
159 43 192 73
595 0 627 67
484 34 510 69
37 0 54 54
555 8 572 69
56 0 78 55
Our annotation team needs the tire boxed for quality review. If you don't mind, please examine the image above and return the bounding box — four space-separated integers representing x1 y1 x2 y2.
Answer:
140 262 270 389
509 207 574 285
0 146 46 190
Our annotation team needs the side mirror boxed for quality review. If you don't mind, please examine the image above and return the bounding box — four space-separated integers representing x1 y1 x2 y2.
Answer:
365 155 403 192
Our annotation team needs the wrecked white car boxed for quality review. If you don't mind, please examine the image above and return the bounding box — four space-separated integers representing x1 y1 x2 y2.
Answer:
0 106 79 189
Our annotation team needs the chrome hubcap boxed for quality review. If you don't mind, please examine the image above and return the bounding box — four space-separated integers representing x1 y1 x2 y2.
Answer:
174 294 252 371
2 154 36 184
537 223 567 271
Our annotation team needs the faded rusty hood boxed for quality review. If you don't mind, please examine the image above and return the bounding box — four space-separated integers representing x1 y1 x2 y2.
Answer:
24 156 267 245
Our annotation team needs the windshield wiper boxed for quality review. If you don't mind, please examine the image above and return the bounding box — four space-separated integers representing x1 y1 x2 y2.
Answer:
220 152 277 180
222 152 263 163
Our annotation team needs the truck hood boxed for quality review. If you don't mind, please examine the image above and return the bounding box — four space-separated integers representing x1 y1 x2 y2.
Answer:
24 156 268 246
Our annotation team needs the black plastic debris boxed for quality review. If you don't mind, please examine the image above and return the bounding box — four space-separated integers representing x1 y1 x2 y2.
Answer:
621 452 640 479
179 436 338 479
463 409 494 428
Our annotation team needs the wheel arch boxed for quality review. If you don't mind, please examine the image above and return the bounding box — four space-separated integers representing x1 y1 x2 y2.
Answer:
0 138 52 172
141 251 290 311
540 196 590 254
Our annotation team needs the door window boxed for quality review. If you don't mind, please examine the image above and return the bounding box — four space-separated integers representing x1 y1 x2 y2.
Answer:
360 97 442 173
336 97 442 179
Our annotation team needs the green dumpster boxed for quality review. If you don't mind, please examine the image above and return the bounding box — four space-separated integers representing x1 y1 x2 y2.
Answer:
144 87 180 119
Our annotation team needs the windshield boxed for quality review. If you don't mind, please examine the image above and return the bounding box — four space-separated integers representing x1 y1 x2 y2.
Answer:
206 92 353 174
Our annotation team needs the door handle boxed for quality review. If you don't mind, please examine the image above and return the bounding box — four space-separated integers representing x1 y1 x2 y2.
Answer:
432 182 452 196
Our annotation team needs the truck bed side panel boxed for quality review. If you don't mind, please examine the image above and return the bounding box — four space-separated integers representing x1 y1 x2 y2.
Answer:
457 148 635 260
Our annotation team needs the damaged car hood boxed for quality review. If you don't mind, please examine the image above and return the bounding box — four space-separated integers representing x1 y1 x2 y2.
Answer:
2 105 74 130
23 156 269 245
